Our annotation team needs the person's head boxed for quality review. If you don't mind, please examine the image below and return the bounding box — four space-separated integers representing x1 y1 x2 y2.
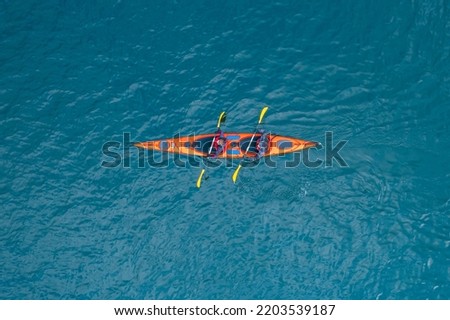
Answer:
217 138 225 146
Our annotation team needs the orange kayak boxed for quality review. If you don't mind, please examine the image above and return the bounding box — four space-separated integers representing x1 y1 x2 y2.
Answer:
134 133 318 159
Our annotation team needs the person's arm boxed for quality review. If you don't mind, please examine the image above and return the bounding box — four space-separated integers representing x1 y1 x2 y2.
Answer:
209 145 223 159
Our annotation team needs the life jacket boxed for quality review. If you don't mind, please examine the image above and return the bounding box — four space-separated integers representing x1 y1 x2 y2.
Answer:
211 132 226 155
212 133 221 150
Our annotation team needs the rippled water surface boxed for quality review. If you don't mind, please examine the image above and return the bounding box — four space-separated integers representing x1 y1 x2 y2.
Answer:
1 0 449 299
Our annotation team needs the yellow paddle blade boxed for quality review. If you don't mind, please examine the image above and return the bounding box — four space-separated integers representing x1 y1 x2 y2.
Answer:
196 169 205 188
217 111 227 128
258 106 269 124
232 164 242 183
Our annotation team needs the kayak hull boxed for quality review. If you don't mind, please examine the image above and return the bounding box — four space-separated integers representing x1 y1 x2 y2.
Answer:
135 133 318 159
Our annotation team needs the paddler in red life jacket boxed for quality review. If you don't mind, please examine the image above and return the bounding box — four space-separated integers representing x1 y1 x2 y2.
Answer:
209 129 227 159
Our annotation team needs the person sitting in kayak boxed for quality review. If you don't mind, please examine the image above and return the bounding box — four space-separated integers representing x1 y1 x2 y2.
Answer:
208 129 226 159
254 129 270 160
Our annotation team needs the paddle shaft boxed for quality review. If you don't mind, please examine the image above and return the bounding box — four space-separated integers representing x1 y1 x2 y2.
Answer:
197 111 226 188
207 134 217 155
242 106 268 156
207 111 226 156
232 106 269 183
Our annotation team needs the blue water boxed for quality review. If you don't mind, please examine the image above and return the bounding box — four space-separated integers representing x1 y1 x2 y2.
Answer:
1 0 449 299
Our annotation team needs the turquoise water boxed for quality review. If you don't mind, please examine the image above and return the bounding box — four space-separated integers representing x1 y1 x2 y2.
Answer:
1 0 449 299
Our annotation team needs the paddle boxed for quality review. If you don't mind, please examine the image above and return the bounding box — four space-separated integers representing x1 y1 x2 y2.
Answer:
196 111 227 188
232 106 269 184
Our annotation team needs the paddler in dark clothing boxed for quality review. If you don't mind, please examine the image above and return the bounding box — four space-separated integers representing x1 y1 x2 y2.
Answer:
254 129 270 160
